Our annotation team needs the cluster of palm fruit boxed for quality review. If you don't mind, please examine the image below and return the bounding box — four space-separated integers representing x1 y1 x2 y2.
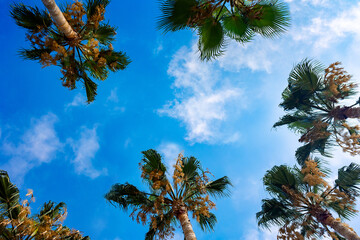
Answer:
158 0 290 60
0 171 89 239
11 0 130 102
257 61 360 240
105 149 231 239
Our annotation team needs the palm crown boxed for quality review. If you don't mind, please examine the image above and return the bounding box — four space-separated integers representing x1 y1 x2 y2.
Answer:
257 160 360 240
10 0 130 103
0 170 89 239
158 0 290 60
274 60 360 165
105 149 231 240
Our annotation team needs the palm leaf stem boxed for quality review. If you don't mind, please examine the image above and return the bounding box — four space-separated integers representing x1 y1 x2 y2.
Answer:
215 0 226 22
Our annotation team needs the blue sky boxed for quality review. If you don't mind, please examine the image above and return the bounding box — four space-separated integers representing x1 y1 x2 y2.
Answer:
1 0 360 239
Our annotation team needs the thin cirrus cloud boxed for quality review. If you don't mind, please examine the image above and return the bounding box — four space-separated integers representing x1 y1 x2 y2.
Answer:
158 45 245 144
0 113 105 182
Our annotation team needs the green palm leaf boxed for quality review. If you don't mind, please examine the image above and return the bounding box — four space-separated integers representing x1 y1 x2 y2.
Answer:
10 3 52 31
198 18 225 61
249 0 290 38
105 183 153 210
335 163 360 197
0 170 20 220
198 212 217 232
84 75 98 103
205 176 232 198
157 0 198 33
222 14 254 43
94 24 116 45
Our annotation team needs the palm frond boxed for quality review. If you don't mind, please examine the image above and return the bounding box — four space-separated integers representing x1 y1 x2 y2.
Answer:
83 75 98 103
157 0 198 33
295 137 331 166
38 201 66 221
198 18 226 61
0 170 21 220
105 183 153 211
84 59 108 80
263 165 298 198
256 198 295 229
335 163 360 197
205 176 232 198
86 0 110 18
18 48 51 61
248 0 290 38
273 113 314 129
222 14 254 43
141 149 168 176
94 24 116 45
103 50 131 72
181 156 201 181
198 212 217 232
10 3 52 31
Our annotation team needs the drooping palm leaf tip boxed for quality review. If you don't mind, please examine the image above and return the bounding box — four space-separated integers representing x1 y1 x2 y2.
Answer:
257 160 360 240
0 170 90 239
274 59 360 165
157 0 290 61
105 149 232 240
10 0 130 103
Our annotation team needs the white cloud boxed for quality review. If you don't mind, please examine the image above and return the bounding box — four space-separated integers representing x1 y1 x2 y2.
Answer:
65 93 87 109
68 127 106 179
158 142 182 175
107 88 119 103
1 113 62 183
159 45 245 144
218 39 277 73
292 2 360 51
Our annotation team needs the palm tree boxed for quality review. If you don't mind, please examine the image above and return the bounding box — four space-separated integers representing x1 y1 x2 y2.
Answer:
0 170 89 239
105 149 232 240
10 0 130 103
158 0 290 60
257 159 360 240
274 60 360 165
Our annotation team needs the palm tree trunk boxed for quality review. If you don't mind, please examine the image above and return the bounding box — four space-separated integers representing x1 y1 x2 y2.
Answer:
316 210 360 240
176 206 197 240
41 0 78 39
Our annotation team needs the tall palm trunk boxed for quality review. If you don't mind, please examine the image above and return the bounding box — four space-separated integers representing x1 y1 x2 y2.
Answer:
316 209 360 240
41 0 78 39
176 206 197 240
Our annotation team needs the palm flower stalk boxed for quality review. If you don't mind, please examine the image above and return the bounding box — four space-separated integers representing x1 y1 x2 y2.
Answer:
257 160 360 240
105 149 232 240
158 0 290 60
10 0 130 103
274 60 360 165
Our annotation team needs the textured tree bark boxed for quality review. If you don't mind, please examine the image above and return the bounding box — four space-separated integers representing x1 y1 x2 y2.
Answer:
41 0 78 39
177 207 197 240
316 210 360 240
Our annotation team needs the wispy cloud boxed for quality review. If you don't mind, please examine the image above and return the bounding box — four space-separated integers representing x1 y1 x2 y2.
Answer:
158 142 182 175
68 127 107 179
107 88 119 103
65 93 87 109
159 45 245 144
1 113 62 183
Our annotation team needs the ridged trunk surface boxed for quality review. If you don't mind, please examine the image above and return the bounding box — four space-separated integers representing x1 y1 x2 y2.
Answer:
41 0 78 39
316 210 360 240
177 207 197 240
